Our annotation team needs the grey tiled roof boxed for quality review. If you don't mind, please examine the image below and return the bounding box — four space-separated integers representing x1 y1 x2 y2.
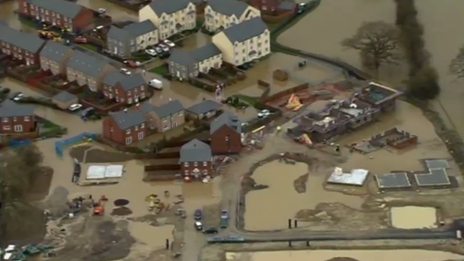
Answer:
190 43 221 61
139 101 157 114
124 20 157 37
118 73 146 91
147 0 192 16
187 100 221 115
278 1 296 10
103 70 126 86
207 0 249 18
0 100 34 117
221 17 268 43
179 139 212 162
67 50 109 78
0 25 45 53
210 111 241 134
109 109 146 130
26 0 84 18
168 49 196 66
40 41 73 63
52 91 77 102
153 100 184 118
107 26 131 42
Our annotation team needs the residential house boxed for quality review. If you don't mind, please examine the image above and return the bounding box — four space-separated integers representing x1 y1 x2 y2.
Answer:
0 100 36 134
179 139 213 179
186 99 222 119
106 20 158 58
52 91 78 109
212 17 270 66
204 0 260 33
139 0 197 40
66 50 114 91
210 112 242 154
139 100 185 132
355 82 402 112
102 71 148 104
102 109 147 145
39 41 74 75
0 25 45 65
168 43 222 80
18 0 93 32
250 0 296 14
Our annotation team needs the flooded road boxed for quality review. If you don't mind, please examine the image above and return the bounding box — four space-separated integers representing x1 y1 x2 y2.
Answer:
227 250 464 261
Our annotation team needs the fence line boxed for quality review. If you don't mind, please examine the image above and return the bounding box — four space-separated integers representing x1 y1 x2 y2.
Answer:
55 132 97 157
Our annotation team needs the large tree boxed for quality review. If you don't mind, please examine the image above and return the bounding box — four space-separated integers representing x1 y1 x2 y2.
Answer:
341 21 401 77
450 45 464 79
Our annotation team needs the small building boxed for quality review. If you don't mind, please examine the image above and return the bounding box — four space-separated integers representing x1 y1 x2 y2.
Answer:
212 17 270 66
139 0 197 40
186 99 222 119
106 20 158 58
102 109 147 145
18 0 94 32
179 139 213 179
52 91 78 109
204 0 260 33
140 100 185 132
210 111 242 155
168 43 222 80
102 71 148 104
0 100 36 134
355 82 402 112
0 25 45 66
40 41 74 75
66 50 114 91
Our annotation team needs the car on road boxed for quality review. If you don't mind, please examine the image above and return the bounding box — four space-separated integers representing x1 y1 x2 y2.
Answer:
194 221 203 231
194 209 202 220
297 3 307 14
162 39 175 48
203 227 218 234
120 68 131 75
68 103 83 112
9 92 24 101
123 60 140 68
74 36 88 43
220 210 229 220
148 78 163 90
257 109 271 118
145 49 157 57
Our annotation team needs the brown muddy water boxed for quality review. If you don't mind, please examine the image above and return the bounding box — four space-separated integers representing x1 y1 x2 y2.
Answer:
390 206 437 229
226 250 464 261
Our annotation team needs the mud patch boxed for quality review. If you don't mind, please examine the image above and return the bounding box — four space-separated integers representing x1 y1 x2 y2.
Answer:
111 206 133 216
294 173 309 193
203 203 222 228
69 146 135 163
327 258 359 261
27 166 54 201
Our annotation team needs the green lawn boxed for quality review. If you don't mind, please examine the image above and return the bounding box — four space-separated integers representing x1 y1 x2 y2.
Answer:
150 64 168 75
232 94 259 107
19 17 39 29
79 43 98 52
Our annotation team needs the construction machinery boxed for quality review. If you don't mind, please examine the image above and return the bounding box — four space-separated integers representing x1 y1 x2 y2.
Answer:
93 195 107 215
286 94 303 111
297 134 313 146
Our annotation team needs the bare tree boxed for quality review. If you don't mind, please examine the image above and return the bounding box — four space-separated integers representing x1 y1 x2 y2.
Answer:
341 21 401 77
450 46 464 79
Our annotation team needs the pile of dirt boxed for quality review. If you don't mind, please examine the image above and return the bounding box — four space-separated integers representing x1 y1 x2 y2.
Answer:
41 186 71 217
69 146 134 163
111 207 133 216
327 258 359 261
294 173 308 193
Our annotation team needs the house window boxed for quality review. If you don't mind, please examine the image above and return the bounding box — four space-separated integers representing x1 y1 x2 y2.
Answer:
2 118 8 123
126 129 131 134
13 117 17 122
178 111 183 117
138 132 144 140
125 137 132 145
194 162 198 167
203 161 207 167
184 162 189 167
135 126 138 131
110 127 114 132
184 170 189 176
24 116 30 122
141 123 145 128
14 125 23 132
3 125 11 130
202 169 208 175
140 85 144 90
225 136 229 141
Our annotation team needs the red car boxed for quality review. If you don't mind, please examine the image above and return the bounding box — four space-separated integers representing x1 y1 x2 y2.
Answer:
74 36 88 43
123 60 140 68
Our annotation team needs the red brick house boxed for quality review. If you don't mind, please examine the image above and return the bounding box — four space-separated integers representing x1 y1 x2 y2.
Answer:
0 100 36 134
210 112 242 155
0 24 46 66
179 139 213 180
250 0 296 14
102 109 147 145
102 71 148 105
18 0 94 32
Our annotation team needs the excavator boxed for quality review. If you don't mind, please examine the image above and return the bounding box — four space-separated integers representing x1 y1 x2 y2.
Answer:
285 94 303 111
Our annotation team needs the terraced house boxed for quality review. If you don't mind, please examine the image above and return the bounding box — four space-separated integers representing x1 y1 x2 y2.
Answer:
212 17 270 66
139 0 197 40
107 20 158 58
66 50 114 91
139 100 185 132
102 71 148 104
40 41 74 75
168 43 222 80
0 100 36 134
0 25 45 65
204 0 260 33
18 0 93 32
102 109 147 145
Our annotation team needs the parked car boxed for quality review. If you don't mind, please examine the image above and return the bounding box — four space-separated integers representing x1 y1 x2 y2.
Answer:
159 52 170 59
203 227 218 234
257 109 271 118
74 36 87 43
158 44 170 52
148 78 163 90
9 92 24 101
220 218 228 228
237 64 249 70
297 3 307 14
120 68 131 75
123 60 140 68
162 39 175 48
194 221 203 231
68 103 82 112
145 49 157 57
154 46 163 54
194 209 202 220
98 8 106 14
220 210 229 220
80 107 95 120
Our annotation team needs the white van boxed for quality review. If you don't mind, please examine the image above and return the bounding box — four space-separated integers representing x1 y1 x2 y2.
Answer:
148 79 163 90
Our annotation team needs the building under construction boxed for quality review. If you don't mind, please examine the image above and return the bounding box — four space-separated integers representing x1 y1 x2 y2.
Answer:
288 82 402 143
